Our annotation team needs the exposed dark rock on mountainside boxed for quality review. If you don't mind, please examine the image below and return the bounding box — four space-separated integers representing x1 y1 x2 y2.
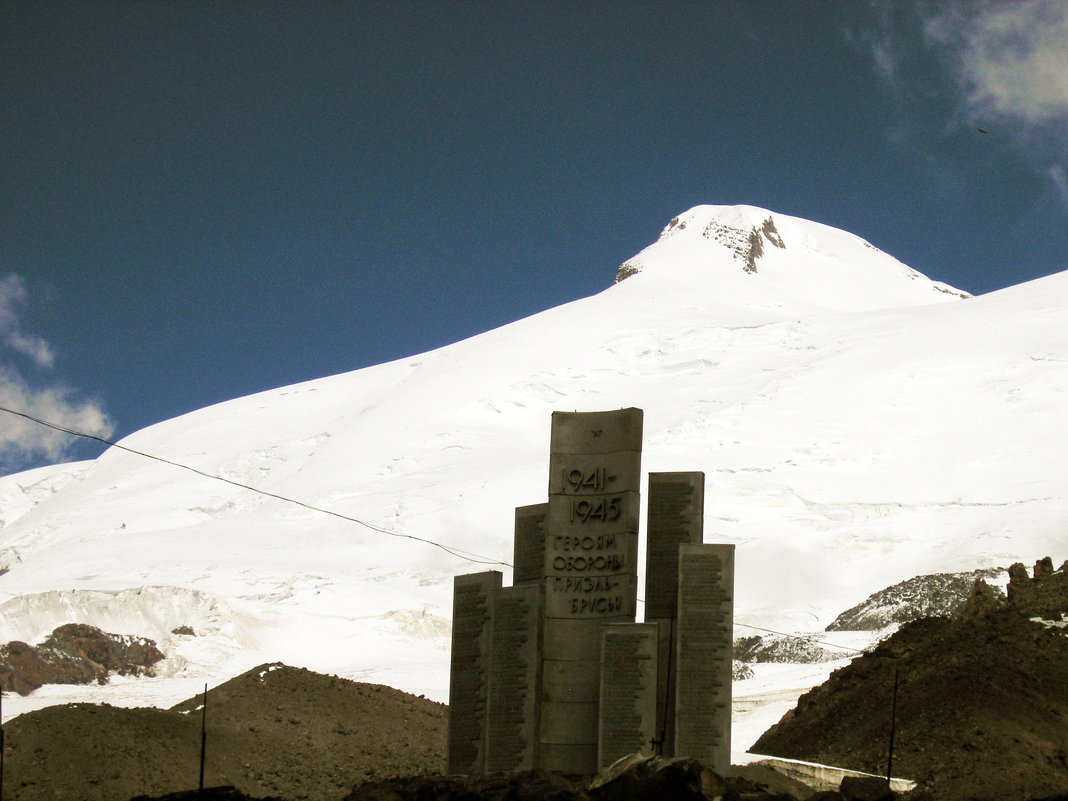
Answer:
753 559 1068 801
0 623 164 694
614 208 787 281
735 633 852 664
825 568 1005 631
2 663 445 801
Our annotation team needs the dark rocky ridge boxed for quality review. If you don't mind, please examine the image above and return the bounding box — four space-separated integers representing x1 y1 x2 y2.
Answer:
2 663 446 801
735 633 852 665
826 568 1005 631
613 211 786 282
0 622 164 694
753 558 1068 801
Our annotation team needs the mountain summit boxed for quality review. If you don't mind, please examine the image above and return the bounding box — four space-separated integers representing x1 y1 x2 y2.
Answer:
0 207 1064 753
615 205 968 312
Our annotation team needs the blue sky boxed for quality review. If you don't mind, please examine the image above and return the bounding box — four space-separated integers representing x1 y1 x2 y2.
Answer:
2 1 1066 474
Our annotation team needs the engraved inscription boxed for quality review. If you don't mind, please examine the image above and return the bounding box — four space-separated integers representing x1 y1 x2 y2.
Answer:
543 528 638 618
569 496 623 523
486 586 540 773
447 572 500 775
674 545 733 772
565 467 617 493
513 504 547 585
548 454 640 496
646 473 704 621
545 453 639 619
551 553 624 572
599 624 657 768
554 534 617 551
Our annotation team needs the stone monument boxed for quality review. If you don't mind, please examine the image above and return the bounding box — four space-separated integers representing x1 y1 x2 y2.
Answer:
485 582 542 773
447 409 734 777
447 570 501 775
540 408 643 773
645 471 705 756
675 543 734 774
598 622 658 769
512 503 547 586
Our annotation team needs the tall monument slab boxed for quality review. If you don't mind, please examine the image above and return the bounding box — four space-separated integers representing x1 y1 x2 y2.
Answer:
674 543 734 774
645 471 705 756
485 583 543 773
540 408 643 775
447 571 502 775
598 622 658 770
513 503 548 585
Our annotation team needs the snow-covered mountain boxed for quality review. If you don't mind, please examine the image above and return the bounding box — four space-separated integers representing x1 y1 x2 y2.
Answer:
1 204 1065 748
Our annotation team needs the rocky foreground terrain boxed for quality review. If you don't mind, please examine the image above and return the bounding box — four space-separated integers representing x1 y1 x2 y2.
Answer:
2 663 446 801
754 558 1068 801
6 560 1068 801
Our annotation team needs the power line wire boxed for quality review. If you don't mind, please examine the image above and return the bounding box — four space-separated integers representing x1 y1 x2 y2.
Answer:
2 407 877 653
0 404 510 568
734 622 866 654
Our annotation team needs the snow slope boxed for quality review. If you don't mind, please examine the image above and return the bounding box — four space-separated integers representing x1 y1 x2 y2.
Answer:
1 205 1065 753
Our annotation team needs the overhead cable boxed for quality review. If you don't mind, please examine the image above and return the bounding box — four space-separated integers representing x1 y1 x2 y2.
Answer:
2 406 878 654
0 404 510 567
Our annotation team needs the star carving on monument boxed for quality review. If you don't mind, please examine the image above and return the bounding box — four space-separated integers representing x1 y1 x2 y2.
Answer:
591 429 603 437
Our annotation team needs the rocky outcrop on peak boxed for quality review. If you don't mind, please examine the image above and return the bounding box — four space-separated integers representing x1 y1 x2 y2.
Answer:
614 208 787 282
825 568 1005 631
613 259 643 283
701 213 785 274
0 623 164 695
700 216 786 275
670 208 790 275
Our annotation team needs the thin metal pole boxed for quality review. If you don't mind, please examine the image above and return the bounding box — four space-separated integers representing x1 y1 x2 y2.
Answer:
886 667 899 782
199 683 207 795
1 689 5 801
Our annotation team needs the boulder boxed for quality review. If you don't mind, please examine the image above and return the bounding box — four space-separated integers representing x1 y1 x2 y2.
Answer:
839 776 893 801
0 623 164 694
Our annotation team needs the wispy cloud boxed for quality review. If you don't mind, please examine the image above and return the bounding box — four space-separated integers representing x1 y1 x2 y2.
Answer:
0 274 113 473
0 275 55 368
857 0 1068 212
1050 164 1068 207
924 0 1068 129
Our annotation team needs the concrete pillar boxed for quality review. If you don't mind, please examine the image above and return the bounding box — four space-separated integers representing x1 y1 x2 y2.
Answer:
674 544 734 774
644 471 704 756
447 570 502 775
539 408 643 774
485 583 543 773
598 622 658 770
513 503 548 585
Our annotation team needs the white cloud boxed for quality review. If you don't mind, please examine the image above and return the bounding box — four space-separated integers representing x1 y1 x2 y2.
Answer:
0 275 55 368
0 274 113 473
863 0 1068 212
870 39 899 84
1050 164 1068 207
927 0 1068 126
